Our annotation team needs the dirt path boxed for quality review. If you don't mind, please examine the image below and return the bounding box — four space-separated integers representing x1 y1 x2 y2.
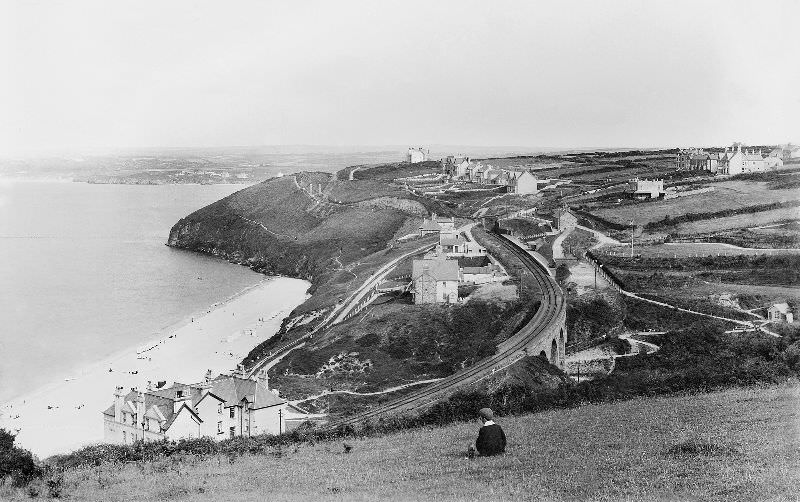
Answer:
552 227 573 260
291 378 444 406
577 224 622 247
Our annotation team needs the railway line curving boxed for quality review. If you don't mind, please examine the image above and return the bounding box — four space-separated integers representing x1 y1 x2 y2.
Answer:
328 231 567 428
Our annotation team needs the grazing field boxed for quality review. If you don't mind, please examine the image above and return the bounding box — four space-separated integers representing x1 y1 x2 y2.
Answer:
17 384 799 501
674 206 800 234
591 181 799 227
606 242 800 258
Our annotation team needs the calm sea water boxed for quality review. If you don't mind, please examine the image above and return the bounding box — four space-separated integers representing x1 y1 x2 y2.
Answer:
0 181 264 403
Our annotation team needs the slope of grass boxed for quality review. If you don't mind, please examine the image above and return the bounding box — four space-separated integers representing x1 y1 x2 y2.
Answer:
14 383 799 501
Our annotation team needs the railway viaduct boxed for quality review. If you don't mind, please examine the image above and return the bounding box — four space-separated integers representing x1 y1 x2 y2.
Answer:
330 231 568 427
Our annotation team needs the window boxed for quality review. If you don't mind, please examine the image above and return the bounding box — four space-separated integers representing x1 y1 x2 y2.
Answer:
218 403 222 414
122 431 127 444
145 418 150 431
132 414 137 427
217 421 223 434
229 426 236 439
229 407 235 419
176 390 184 398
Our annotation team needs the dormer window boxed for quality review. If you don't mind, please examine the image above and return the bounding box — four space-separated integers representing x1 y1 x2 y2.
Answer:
176 390 184 398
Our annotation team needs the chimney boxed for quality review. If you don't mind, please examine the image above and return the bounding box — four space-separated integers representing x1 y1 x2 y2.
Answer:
114 386 125 422
233 364 246 379
146 381 153 392
256 369 269 390
173 387 190 415
136 390 145 431
204 369 214 384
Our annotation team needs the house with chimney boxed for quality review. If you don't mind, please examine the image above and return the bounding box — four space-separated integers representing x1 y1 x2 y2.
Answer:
718 144 768 175
418 213 456 236
411 258 460 304
407 147 429 163
442 155 471 178
102 369 287 444
437 230 487 257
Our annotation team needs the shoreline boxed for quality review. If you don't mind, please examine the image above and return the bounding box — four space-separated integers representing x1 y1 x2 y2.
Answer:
0 276 279 407
0 276 310 459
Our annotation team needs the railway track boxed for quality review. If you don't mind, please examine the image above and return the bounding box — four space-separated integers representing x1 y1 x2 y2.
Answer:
328 231 566 428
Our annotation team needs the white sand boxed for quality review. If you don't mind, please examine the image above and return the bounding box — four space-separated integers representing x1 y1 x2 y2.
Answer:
0 276 310 459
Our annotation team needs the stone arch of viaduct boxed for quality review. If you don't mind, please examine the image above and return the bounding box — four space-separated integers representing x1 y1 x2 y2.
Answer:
523 305 567 370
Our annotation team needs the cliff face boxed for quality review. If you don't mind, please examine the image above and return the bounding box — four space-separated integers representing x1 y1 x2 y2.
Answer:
166 173 415 287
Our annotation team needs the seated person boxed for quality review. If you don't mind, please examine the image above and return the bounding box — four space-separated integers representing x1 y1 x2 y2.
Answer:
470 407 506 457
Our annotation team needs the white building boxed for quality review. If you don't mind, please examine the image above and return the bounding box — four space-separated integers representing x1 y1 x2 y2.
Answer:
767 303 794 324
407 147 429 163
629 178 665 199
102 370 287 445
718 144 768 175
508 171 539 195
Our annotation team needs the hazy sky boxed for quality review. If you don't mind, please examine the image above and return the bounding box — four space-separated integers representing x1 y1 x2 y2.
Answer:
1 0 798 155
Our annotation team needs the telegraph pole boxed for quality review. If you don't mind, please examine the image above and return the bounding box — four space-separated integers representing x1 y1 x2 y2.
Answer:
630 220 635 257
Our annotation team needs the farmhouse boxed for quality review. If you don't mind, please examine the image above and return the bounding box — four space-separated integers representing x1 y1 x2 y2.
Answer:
629 178 665 199
767 303 794 324
102 370 286 445
407 147 429 163
412 258 460 304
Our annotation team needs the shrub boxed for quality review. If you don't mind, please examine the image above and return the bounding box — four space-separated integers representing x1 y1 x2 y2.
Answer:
0 429 41 487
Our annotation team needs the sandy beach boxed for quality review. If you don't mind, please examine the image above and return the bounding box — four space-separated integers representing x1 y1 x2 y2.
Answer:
0 276 310 459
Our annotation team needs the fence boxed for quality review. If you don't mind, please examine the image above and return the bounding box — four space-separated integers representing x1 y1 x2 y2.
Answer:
583 251 625 293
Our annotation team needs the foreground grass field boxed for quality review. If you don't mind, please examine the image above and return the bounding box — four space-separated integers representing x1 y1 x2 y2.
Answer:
16 383 799 501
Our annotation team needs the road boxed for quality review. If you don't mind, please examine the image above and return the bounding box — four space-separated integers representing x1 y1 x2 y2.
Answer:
327 231 566 428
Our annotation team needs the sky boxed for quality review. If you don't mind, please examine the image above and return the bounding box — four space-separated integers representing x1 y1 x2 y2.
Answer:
1 0 798 156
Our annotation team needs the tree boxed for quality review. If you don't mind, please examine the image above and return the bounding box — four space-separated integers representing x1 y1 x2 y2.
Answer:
0 428 41 486
555 264 570 283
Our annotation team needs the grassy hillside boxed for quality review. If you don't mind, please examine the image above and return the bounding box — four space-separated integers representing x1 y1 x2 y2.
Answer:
167 172 451 288
12 384 798 501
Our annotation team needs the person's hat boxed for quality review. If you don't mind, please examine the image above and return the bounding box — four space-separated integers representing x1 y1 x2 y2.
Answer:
478 408 494 420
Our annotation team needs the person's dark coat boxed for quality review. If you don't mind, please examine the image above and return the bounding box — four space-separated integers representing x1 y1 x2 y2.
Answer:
475 423 506 456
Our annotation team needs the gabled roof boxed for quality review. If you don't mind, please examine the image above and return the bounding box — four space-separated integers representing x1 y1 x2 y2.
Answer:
768 303 790 313
420 219 442 231
103 375 286 427
162 403 202 431
205 375 284 410
412 259 460 282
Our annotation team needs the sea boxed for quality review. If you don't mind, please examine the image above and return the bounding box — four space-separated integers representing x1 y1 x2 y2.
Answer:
0 180 269 404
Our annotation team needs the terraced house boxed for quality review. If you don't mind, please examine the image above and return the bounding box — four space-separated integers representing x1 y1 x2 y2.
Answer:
102 370 287 444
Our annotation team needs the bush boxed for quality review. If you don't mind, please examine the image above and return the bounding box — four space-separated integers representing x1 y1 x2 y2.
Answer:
0 429 41 487
555 264 570 283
